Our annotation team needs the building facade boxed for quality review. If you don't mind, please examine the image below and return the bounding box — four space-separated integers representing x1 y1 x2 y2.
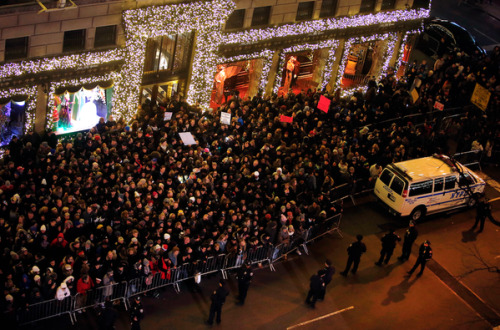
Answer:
0 0 430 141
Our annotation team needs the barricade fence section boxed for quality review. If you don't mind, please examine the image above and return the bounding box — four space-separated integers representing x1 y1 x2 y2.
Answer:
73 281 128 314
18 296 75 326
17 215 345 326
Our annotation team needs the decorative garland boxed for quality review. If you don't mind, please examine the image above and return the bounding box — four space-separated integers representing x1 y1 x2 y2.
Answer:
0 86 37 133
0 49 123 79
272 40 339 94
116 0 234 119
334 32 397 91
218 49 276 96
393 29 421 77
221 8 429 46
46 72 118 129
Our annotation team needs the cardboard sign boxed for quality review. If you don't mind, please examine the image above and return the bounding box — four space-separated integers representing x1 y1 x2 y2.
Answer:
179 132 197 145
317 95 331 113
220 112 231 125
280 115 293 123
470 83 491 111
433 101 444 111
164 112 173 121
410 88 419 103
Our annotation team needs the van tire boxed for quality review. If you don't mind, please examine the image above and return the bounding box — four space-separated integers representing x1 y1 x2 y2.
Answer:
467 194 479 208
410 207 426 222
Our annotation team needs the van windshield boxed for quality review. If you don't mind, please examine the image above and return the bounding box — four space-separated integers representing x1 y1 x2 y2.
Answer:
380 169 394 186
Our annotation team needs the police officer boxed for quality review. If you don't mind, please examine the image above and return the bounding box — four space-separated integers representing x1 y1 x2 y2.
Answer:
398 221 418 261
206 279 229 326
375 230 401 266
340 234 367 276
236 261 253 305
318 259 335 301
407 240 433 277
130 296 144 330
305 269 325 308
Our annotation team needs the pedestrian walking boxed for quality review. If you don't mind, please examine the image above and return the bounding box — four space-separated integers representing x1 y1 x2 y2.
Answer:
398 221 418 262
236 261 253 305
340 234 367 276
206 279 229 326
305 269 325 308
318 259 335 300
130 296 144 330
375 230 401 266
407 240 433 277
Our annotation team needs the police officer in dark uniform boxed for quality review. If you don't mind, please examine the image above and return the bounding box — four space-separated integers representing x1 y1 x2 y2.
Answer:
407 240 433 277
398 221 418 261
305 269 325 308
471 195 496 233
236 261 253 305
375 230 401 266
318 259 335 301
340 234 367 276
130 296 144 330
207 279 229 326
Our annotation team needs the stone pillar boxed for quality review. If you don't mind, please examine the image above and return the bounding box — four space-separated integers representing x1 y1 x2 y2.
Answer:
265 51 281 96
35 84 48 134
388 32 404 69
326 39 345 93
247 58 263 99
311 48 329 91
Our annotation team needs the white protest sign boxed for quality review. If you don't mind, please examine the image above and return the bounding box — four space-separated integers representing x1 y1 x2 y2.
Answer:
179 132 197 145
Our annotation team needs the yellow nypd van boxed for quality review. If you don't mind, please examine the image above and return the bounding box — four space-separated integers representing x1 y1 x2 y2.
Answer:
374 154 485 221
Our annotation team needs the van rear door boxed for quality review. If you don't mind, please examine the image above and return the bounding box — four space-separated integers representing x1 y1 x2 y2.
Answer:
375 169 406 213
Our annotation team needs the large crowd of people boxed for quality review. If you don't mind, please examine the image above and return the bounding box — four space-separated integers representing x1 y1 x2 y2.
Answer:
0 45 499 323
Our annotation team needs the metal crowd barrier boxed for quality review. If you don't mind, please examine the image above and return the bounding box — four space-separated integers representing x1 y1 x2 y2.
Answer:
18 296 75 326
73 281 128 314
16 213 345 326
453 150 483 171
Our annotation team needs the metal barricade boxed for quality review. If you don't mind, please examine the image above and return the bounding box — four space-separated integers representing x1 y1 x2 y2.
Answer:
453 150 483 171
73 281 128 314
18 296 75 325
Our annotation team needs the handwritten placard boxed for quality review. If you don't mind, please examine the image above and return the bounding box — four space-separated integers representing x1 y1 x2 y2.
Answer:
220 112 231 125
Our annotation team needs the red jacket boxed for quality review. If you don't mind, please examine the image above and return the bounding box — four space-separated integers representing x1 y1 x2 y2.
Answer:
77 277 95 294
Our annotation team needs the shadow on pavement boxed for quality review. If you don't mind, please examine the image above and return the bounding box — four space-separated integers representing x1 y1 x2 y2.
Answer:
381 276 418 306
461 229 478 242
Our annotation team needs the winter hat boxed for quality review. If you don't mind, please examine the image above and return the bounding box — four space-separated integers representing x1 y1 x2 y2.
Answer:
5 294 13 302
164 233 170 240
32 266 40 273
60 282 67 289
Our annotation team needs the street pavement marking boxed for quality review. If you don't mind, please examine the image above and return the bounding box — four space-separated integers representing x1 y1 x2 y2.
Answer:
286 306 354 329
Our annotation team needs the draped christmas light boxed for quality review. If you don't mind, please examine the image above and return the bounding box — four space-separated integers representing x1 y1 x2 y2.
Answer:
116 0 234 118
0 86 37 132
222 8 429 46
273 40 339 94
0 1 430 125
335 33 397 91
219 49 276 96
0 49 123 79
46 72 118 129
393 29 421 77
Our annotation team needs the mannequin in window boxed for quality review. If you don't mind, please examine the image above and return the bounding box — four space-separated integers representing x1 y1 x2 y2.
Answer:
214 65 227 105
